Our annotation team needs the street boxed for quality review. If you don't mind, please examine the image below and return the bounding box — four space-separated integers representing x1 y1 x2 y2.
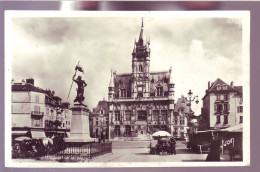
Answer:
90 141 211 162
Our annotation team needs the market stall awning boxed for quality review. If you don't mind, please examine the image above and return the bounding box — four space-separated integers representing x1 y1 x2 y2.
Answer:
31 130 46 139
12 131 28 136
220 124 243 132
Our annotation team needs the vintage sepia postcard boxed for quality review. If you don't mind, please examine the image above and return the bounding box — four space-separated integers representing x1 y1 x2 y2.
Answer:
5 11 250 167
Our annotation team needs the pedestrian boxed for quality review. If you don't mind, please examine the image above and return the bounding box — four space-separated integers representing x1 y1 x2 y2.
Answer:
169 137 176 155
205 132 221 161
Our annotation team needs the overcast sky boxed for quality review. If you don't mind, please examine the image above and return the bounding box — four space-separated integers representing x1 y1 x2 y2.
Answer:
10 13 244 115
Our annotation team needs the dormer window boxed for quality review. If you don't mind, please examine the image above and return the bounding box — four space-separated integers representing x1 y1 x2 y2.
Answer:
216 85 221 90
100 109 104 115
120 89 127 97
223 85 228 90
156 86 163 96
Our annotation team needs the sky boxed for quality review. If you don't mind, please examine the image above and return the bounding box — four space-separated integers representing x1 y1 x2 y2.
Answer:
10 12 244 115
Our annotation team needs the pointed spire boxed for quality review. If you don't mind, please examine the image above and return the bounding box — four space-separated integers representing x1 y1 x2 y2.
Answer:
138 18 144 46
109 70 114 88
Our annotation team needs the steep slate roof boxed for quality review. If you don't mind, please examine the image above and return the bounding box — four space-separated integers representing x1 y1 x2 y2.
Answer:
92 100 109 114
202 78 242 100
113 71 170 98
174 96 193 113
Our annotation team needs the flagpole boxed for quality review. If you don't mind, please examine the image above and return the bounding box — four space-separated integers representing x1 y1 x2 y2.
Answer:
67 61 80 99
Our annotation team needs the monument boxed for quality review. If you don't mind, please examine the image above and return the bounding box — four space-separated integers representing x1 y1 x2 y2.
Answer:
65 62 95 143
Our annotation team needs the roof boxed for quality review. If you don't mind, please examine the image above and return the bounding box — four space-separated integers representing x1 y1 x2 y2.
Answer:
202 78 242 100
174 96 193 113
92 100 109 115
12 83 46 94
113 71 170 98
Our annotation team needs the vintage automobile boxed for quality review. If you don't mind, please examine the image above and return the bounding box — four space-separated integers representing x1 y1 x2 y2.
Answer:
149 131 176 155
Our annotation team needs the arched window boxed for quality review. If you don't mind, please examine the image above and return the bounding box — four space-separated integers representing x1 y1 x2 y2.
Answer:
139 65 143 72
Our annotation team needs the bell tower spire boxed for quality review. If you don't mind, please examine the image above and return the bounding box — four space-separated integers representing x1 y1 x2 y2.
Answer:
131 18 151 98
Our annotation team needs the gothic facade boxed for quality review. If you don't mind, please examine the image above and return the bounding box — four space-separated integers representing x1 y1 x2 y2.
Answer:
107 20 176 140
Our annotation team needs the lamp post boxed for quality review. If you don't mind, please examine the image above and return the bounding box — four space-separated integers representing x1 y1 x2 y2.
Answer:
186 89 199 134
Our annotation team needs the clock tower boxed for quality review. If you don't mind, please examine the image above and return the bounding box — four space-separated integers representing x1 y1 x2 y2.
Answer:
131 19 151 98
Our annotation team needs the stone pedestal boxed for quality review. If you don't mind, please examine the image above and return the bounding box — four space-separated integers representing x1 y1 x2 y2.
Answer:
65 104 95 143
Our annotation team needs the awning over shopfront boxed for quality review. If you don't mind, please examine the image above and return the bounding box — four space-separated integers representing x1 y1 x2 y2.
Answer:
12 131 28 136
220 124 243 132
31 130 46 139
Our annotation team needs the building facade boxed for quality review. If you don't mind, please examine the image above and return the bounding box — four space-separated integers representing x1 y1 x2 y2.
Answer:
90 100 109 140
11 78 72 140
107 20 176 140
200 78 243 130
173 96 197 139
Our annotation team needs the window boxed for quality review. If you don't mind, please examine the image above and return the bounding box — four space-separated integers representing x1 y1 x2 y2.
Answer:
115 125 120 136
240 116 243 123
216 115 221 124
223 94 228 100
223 104 229 112
156 86 163 96
96 128 99 137
115 111 120 121
139 65 143 72
223 85 228 90
125 111 131 121
216 104 222 113
96 118 99 125
216 94 220 100
120 89 127 98
106 118 109 125
125 125 131 136
224 115 228 124
161 110 167 121
137 111 147 121
153 110 159 121
216 85 221 90
100 109 104 115
237 106 243 113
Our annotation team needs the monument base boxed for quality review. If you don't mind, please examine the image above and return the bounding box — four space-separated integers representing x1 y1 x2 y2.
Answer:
65 104 95 143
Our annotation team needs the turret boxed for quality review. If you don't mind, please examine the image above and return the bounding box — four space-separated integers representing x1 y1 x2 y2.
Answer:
168 66 175 109
108 71 115 101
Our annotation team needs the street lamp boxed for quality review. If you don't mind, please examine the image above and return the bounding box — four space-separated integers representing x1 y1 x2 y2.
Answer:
186 89 199 135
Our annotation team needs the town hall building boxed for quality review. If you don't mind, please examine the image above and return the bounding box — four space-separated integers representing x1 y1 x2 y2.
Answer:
107 20 183 140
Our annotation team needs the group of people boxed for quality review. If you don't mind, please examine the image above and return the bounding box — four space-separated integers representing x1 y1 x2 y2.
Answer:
155 137 177 155
12 135 66 158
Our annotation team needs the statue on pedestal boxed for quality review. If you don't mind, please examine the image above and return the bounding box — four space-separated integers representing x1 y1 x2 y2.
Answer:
72 74 87 104
68 61 87 105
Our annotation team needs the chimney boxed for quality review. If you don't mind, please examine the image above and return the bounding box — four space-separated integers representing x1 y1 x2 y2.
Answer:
21 79 25 85
26 78 34 86
230 81 234 87
208 81 210 89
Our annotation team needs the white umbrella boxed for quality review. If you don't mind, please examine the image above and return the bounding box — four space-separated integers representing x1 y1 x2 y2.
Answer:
152 131 171 137
14 136 31 142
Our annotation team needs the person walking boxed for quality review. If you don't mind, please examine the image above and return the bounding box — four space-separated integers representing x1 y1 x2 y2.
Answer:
206 132 221 161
